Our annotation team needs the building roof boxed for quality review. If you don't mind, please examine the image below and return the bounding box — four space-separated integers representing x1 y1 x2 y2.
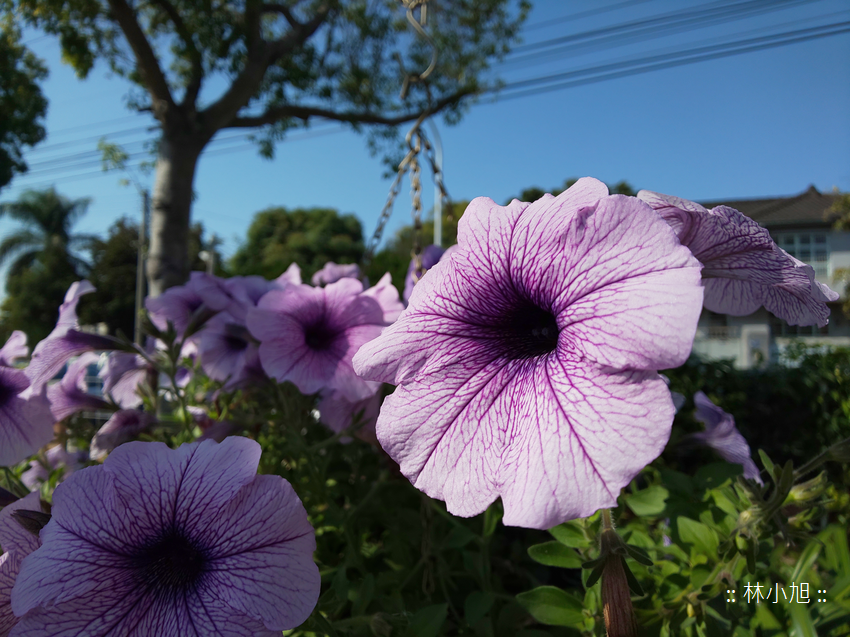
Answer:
700 185 842 228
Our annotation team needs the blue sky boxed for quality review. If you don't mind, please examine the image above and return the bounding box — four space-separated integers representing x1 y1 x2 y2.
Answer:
1 0 848 289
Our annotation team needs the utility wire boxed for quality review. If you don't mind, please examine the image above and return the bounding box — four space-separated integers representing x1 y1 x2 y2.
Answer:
522 0 658 32
502 0 818 70
511 0 811 55
494 20 850 100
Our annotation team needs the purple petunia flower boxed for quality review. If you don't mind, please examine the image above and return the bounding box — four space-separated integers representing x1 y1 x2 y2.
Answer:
99 349 152 410
0 333 28 368
89 409 156 461
690 391 763 484
46 353 112 421
10 437 320 635
354 178 704 529
362 273 405 323
197 312 265 391
311 262 361 286
0 368 54 468
20 445 87 491
316 391 381 445
247 278 390 401
1 492 42 636
403 244 446 302
637 190 839 326
26 282 120 395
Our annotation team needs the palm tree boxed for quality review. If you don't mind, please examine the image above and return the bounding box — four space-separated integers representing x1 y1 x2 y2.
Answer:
0 187 97 277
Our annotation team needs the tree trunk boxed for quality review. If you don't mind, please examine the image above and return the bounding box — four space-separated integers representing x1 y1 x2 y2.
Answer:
146 132 205 297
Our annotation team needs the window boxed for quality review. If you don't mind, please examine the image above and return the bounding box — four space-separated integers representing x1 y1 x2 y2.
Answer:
775 233 829 277
770 318 829 337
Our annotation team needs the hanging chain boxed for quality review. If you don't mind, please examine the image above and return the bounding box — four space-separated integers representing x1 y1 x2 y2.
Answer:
363 0 439 268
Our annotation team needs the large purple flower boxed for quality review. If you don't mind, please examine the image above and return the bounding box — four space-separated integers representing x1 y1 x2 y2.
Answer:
311 262 361 286
354 178 704 529
46 353 111 421
10 437 319 635
0 333 28 368
89 409 156 461
637 190 839 326
21 445 88 491
404 244 446 302
0 368 54 467
690 391 763 484
1 492 42 636
247 278 389 401
26 282 119 394
197 312 264 390
316 391 381 445
99 349 153 410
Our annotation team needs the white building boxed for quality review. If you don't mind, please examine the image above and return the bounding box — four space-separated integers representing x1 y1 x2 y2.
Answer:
691 185 849 367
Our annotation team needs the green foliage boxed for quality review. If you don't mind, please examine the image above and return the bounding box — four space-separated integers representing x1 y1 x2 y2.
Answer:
0 19 47 189
506 179 637 205
363 203 465 292
0 249 81 344
230 206 364 281
77 217 226 337
665 348 850 475
0 187 96 343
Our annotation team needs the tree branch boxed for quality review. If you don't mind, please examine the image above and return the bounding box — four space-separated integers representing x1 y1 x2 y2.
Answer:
262 3 300 28
202 2 332 132
150 0 203 107
223 87 476 129
106 0 175 115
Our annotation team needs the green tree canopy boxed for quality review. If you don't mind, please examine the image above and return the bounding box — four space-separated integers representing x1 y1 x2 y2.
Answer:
0 186 95 277
7 0 529 295
230 206 363 281
507 178 637 204
0 21 47 189
78 216 227 337
0 249 81 345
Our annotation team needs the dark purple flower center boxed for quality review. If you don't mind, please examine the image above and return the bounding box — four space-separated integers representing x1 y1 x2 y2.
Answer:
223 323 250 352
502 301 559 359
134 529 208 593
0 381 14 407
304 321 338 351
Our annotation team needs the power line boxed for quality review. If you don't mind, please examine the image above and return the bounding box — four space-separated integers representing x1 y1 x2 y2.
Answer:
522 0 658 32
493 20 850 101
511 0 809 55
502 0 819 70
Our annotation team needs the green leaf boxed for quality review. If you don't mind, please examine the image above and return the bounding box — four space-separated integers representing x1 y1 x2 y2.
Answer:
409 604 448 637
694 462 742 491
677 517 719 555
548 522 591 548
483 502 502 537
528 542 584 569
464 591 495 626
625 544 654 567
624 485 669 517
516 586 585 628
790 541 822 584
351 573 374 616
444 525 477 549
758 449 775 475
788 601 817 637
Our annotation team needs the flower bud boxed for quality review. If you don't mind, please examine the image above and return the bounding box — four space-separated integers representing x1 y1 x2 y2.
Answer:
600 530 638 637
785 471 828 504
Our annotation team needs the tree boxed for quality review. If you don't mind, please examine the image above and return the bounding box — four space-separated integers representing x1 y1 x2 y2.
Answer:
0 250 82 345
507 178 637 204
230 206 363 281
78 216 227 337
0 21 48 189
0 187 95 277
9 0 529 296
